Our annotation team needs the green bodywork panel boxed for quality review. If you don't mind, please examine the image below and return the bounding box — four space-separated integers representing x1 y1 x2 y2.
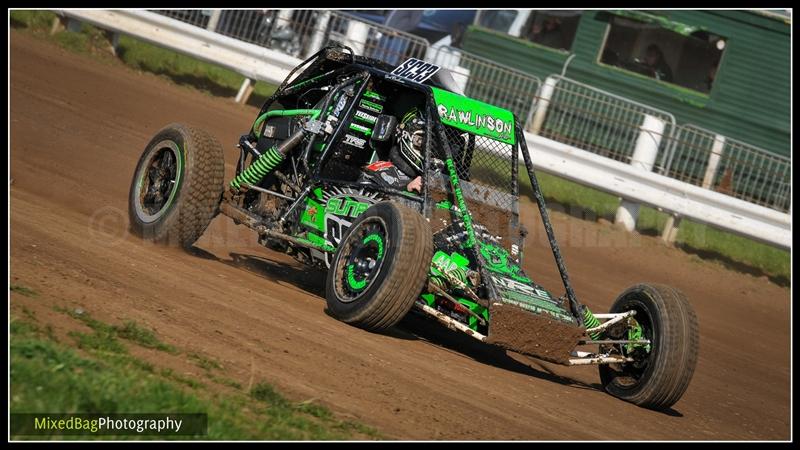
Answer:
295 191 376 254
431 87 516 145
430 251 471 285
305 232 328 247
300 198 325 232
479 243 530 283
424 251 490 331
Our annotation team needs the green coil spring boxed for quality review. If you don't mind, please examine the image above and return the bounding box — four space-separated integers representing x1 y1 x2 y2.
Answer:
432 260 469 289
230 147 284 190
448 267 469 287
583 307 602 340
429 276 447 290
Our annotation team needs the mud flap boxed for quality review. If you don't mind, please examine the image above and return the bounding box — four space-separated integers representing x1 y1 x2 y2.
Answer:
487 301 585 364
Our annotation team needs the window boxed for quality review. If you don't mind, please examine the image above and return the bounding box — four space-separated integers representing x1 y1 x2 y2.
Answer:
476 10 582 51
599 14 726 94
519 11 582 51
477 10 519 33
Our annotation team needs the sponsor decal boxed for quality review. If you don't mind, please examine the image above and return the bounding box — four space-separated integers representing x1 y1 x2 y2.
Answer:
491 274 553 302
300 198 325 232
359 99 383 113
390 58 441 83
437 105 512 136
385 74 408 84
363 91 386 101
431 87 516 145
325 197 371 218
349 123 372 135
312 188 382 268
332 94 348 118
490 274 573 322
323 196 375 267
343 134 366 149
366 161 394 171
354 110 378 124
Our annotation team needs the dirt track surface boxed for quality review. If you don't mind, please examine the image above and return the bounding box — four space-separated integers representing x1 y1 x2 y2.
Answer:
10 31 791 440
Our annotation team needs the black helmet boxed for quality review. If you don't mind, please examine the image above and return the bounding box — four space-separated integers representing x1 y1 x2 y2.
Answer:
397 108 426 174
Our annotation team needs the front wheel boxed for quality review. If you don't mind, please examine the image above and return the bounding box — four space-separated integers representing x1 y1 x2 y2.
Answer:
326 202 433 331
128 123 225 248
599 283 699 410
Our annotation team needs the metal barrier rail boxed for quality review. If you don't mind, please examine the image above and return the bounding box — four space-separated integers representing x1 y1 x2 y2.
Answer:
525 133 791 249
524 75 791 214
153 9 430 65
660 124 791 213
427 45 542 125
154 9 210 28
529 75 677 165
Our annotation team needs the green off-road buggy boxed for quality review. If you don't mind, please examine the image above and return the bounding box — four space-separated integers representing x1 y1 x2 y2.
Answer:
128 46 699 410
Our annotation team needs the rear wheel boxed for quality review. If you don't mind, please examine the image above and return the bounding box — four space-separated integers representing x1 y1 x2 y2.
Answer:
326 202 433 331
128 123 225 248
599 283 699 410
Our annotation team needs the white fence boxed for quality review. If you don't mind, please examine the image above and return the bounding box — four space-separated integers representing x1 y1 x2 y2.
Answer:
659 124 791 213
525 133 790 249
55 9 791 249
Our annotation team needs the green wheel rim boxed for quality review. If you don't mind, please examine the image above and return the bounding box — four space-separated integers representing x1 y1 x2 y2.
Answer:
336 219 388 303
134 139 184 224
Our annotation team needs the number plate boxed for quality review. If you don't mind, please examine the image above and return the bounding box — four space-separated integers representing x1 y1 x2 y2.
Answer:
390 58 441 84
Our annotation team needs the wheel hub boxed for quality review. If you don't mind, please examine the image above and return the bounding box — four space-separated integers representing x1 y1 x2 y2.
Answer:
134 140 183 223
336 220 388 302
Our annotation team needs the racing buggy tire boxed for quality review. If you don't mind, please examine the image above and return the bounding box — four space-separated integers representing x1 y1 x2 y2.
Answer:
128 123 225 249
599 283 699 410
326 201 433 331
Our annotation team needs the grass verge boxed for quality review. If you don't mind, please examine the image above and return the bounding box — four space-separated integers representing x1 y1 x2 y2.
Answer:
10 310 380 440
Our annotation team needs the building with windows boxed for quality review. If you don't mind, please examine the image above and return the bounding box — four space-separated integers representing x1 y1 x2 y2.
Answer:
464 10 791 158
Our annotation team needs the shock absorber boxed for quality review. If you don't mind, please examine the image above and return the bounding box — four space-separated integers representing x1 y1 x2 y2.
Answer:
429 276 447 291
582 307 602 340
230 128 306 191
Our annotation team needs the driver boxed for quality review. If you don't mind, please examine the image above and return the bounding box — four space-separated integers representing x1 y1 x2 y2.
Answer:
359 108 428 194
